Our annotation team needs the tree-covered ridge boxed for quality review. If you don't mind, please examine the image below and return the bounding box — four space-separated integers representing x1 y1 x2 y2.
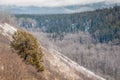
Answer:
11 30 44 71
15 6 120 44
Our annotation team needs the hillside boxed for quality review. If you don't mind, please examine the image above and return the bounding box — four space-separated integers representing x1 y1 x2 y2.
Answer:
0 23 106 80
0 24 38 80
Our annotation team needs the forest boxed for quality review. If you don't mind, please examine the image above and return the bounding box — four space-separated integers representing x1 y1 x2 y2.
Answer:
15 6 120 44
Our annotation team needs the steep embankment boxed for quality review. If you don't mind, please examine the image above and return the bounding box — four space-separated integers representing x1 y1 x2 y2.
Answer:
0 23 38 80
0 23 105 80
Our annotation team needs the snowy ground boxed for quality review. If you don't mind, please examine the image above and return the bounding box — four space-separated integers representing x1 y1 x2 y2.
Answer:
0 23 17 41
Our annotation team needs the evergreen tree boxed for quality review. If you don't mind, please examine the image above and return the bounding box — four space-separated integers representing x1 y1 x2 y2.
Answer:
11 30 44 71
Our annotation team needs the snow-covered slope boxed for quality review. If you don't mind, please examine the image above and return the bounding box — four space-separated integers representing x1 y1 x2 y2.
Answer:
42 47 106 80
0 23 17 40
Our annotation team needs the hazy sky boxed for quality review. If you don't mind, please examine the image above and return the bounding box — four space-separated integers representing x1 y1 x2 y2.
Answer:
0 0 119 7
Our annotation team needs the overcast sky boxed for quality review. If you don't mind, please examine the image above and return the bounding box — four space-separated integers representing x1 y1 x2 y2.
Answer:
0 0 119 7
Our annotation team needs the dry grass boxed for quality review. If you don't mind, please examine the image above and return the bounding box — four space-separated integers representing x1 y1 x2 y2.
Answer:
0 35 38 80
0 34 71 80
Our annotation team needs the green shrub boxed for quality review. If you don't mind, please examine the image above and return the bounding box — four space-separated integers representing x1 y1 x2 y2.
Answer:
11 30 44 71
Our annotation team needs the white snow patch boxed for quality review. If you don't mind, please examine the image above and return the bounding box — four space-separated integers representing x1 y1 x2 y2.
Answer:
0 23 17 40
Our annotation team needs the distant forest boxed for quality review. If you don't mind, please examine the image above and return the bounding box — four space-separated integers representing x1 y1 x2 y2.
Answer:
15 6 120 44
14 6 120 80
